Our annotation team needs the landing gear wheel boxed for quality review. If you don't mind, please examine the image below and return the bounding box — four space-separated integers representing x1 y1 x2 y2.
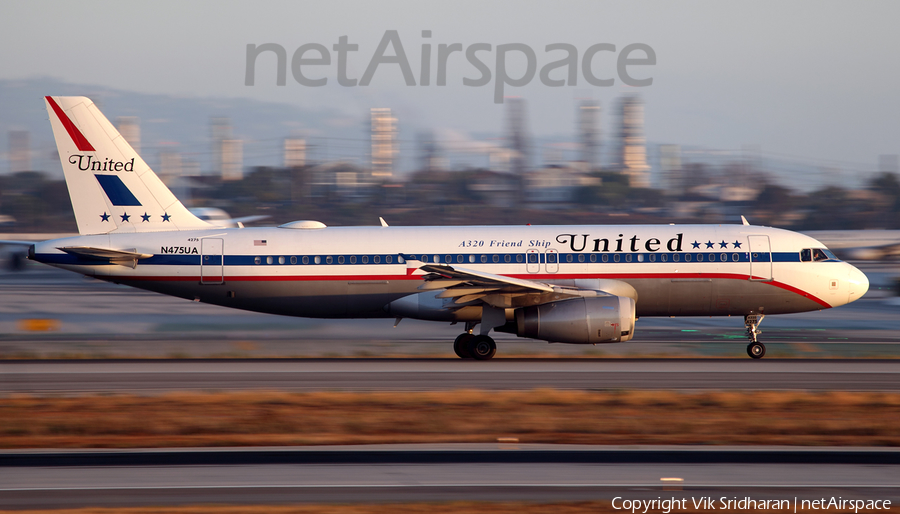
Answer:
747 342 766 359
467 335 497 360
453 333 474 359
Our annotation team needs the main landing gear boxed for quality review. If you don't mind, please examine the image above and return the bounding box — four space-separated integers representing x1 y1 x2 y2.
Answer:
745 314 766 359
453 322 497 360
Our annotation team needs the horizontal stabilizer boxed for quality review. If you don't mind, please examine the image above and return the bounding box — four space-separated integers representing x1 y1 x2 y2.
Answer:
57 246 153 268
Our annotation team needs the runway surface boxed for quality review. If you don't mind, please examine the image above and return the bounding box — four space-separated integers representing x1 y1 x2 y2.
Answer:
3 359 900 394
2 446 898 508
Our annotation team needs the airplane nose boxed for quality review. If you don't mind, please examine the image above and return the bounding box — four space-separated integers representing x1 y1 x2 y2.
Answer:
847 265 869 303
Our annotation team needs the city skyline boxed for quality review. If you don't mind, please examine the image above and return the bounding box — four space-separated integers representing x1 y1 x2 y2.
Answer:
0 1 897 171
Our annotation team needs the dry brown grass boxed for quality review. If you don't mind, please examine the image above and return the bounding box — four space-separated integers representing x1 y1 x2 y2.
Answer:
2 389 899 449
0 503 885 514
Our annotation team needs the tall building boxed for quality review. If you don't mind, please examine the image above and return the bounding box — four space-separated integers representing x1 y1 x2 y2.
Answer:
210 117 233 177
158 147 182 185
659 144 683 195
577 100 600 170
614 96 651 188
220 139 244 181
370 108 397 178
116 117 141 154
284 137 306 168
8 131 30 173
505 98 530 174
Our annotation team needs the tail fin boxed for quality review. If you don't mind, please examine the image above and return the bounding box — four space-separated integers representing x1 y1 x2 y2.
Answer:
45 96 211 235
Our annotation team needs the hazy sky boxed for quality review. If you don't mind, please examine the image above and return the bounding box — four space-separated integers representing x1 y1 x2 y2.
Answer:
2 0 898 170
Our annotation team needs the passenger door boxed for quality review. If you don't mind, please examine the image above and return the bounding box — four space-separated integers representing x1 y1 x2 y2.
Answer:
200 238 224 284
748 235 772 281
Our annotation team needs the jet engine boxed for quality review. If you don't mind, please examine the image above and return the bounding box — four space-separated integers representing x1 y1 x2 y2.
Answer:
515 296 635 344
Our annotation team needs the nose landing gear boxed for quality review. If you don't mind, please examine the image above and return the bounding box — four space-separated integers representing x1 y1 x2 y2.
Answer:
745 314 766 359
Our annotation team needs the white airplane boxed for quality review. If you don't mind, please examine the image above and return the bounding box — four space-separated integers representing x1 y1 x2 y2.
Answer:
29 96 869 359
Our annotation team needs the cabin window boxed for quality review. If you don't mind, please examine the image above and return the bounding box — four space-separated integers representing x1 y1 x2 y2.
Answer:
302 256 309 264
374 255 381 264
326 256 333 264
661 254 667 262
457 255 464 263
278 256 285 264
528 253 538 263
470 255 476 263
266 256 274 264
361 256 368 264
493 255 500 263
578 254 585 263
613 254 620 263
649 254 656 262
350 255 357 264
720 253 727 261
338 256 345 264
566 254 573 263
480 255 487 263
290 256 297 264
254 256 261 265
590 254 597 263
625 254 632 262
517 254 524 263
434 255 440 263
684 254 691 262
673 254 679 262
602 255 609 263
398 256 404 264
732 253 739 262
446 255 452 263
637 254 644 262
504 254 511 263
386 255 392 264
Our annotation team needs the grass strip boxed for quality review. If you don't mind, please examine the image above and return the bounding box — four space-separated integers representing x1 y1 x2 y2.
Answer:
2 389 899 449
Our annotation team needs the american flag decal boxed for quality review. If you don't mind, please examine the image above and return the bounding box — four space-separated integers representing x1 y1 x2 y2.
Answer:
254 240 267 246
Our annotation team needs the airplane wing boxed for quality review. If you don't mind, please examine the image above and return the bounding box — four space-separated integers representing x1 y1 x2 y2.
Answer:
405 258 619 310
58 246 153 268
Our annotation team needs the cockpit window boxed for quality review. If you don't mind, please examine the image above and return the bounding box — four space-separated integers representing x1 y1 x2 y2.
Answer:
801 248 838 262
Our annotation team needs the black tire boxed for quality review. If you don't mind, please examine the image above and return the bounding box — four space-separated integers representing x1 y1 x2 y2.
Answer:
453 333 474 359
747 342 766 359
467 335 497 360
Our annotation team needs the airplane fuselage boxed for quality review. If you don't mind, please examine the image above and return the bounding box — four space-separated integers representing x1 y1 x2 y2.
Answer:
32 223 868 322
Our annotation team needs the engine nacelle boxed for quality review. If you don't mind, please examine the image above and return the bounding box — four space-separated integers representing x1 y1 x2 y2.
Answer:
515 296 635 344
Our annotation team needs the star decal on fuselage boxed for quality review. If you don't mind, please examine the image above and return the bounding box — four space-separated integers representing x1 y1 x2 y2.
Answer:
733 240 742 248
120 212 130 222
141 212 151 222
705 241 715 249
719 240 728 248
691 241 701 249
100 212 110 222
161 213 171 222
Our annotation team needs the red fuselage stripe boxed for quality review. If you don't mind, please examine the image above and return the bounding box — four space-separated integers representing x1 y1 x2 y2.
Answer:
120 272 833 308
